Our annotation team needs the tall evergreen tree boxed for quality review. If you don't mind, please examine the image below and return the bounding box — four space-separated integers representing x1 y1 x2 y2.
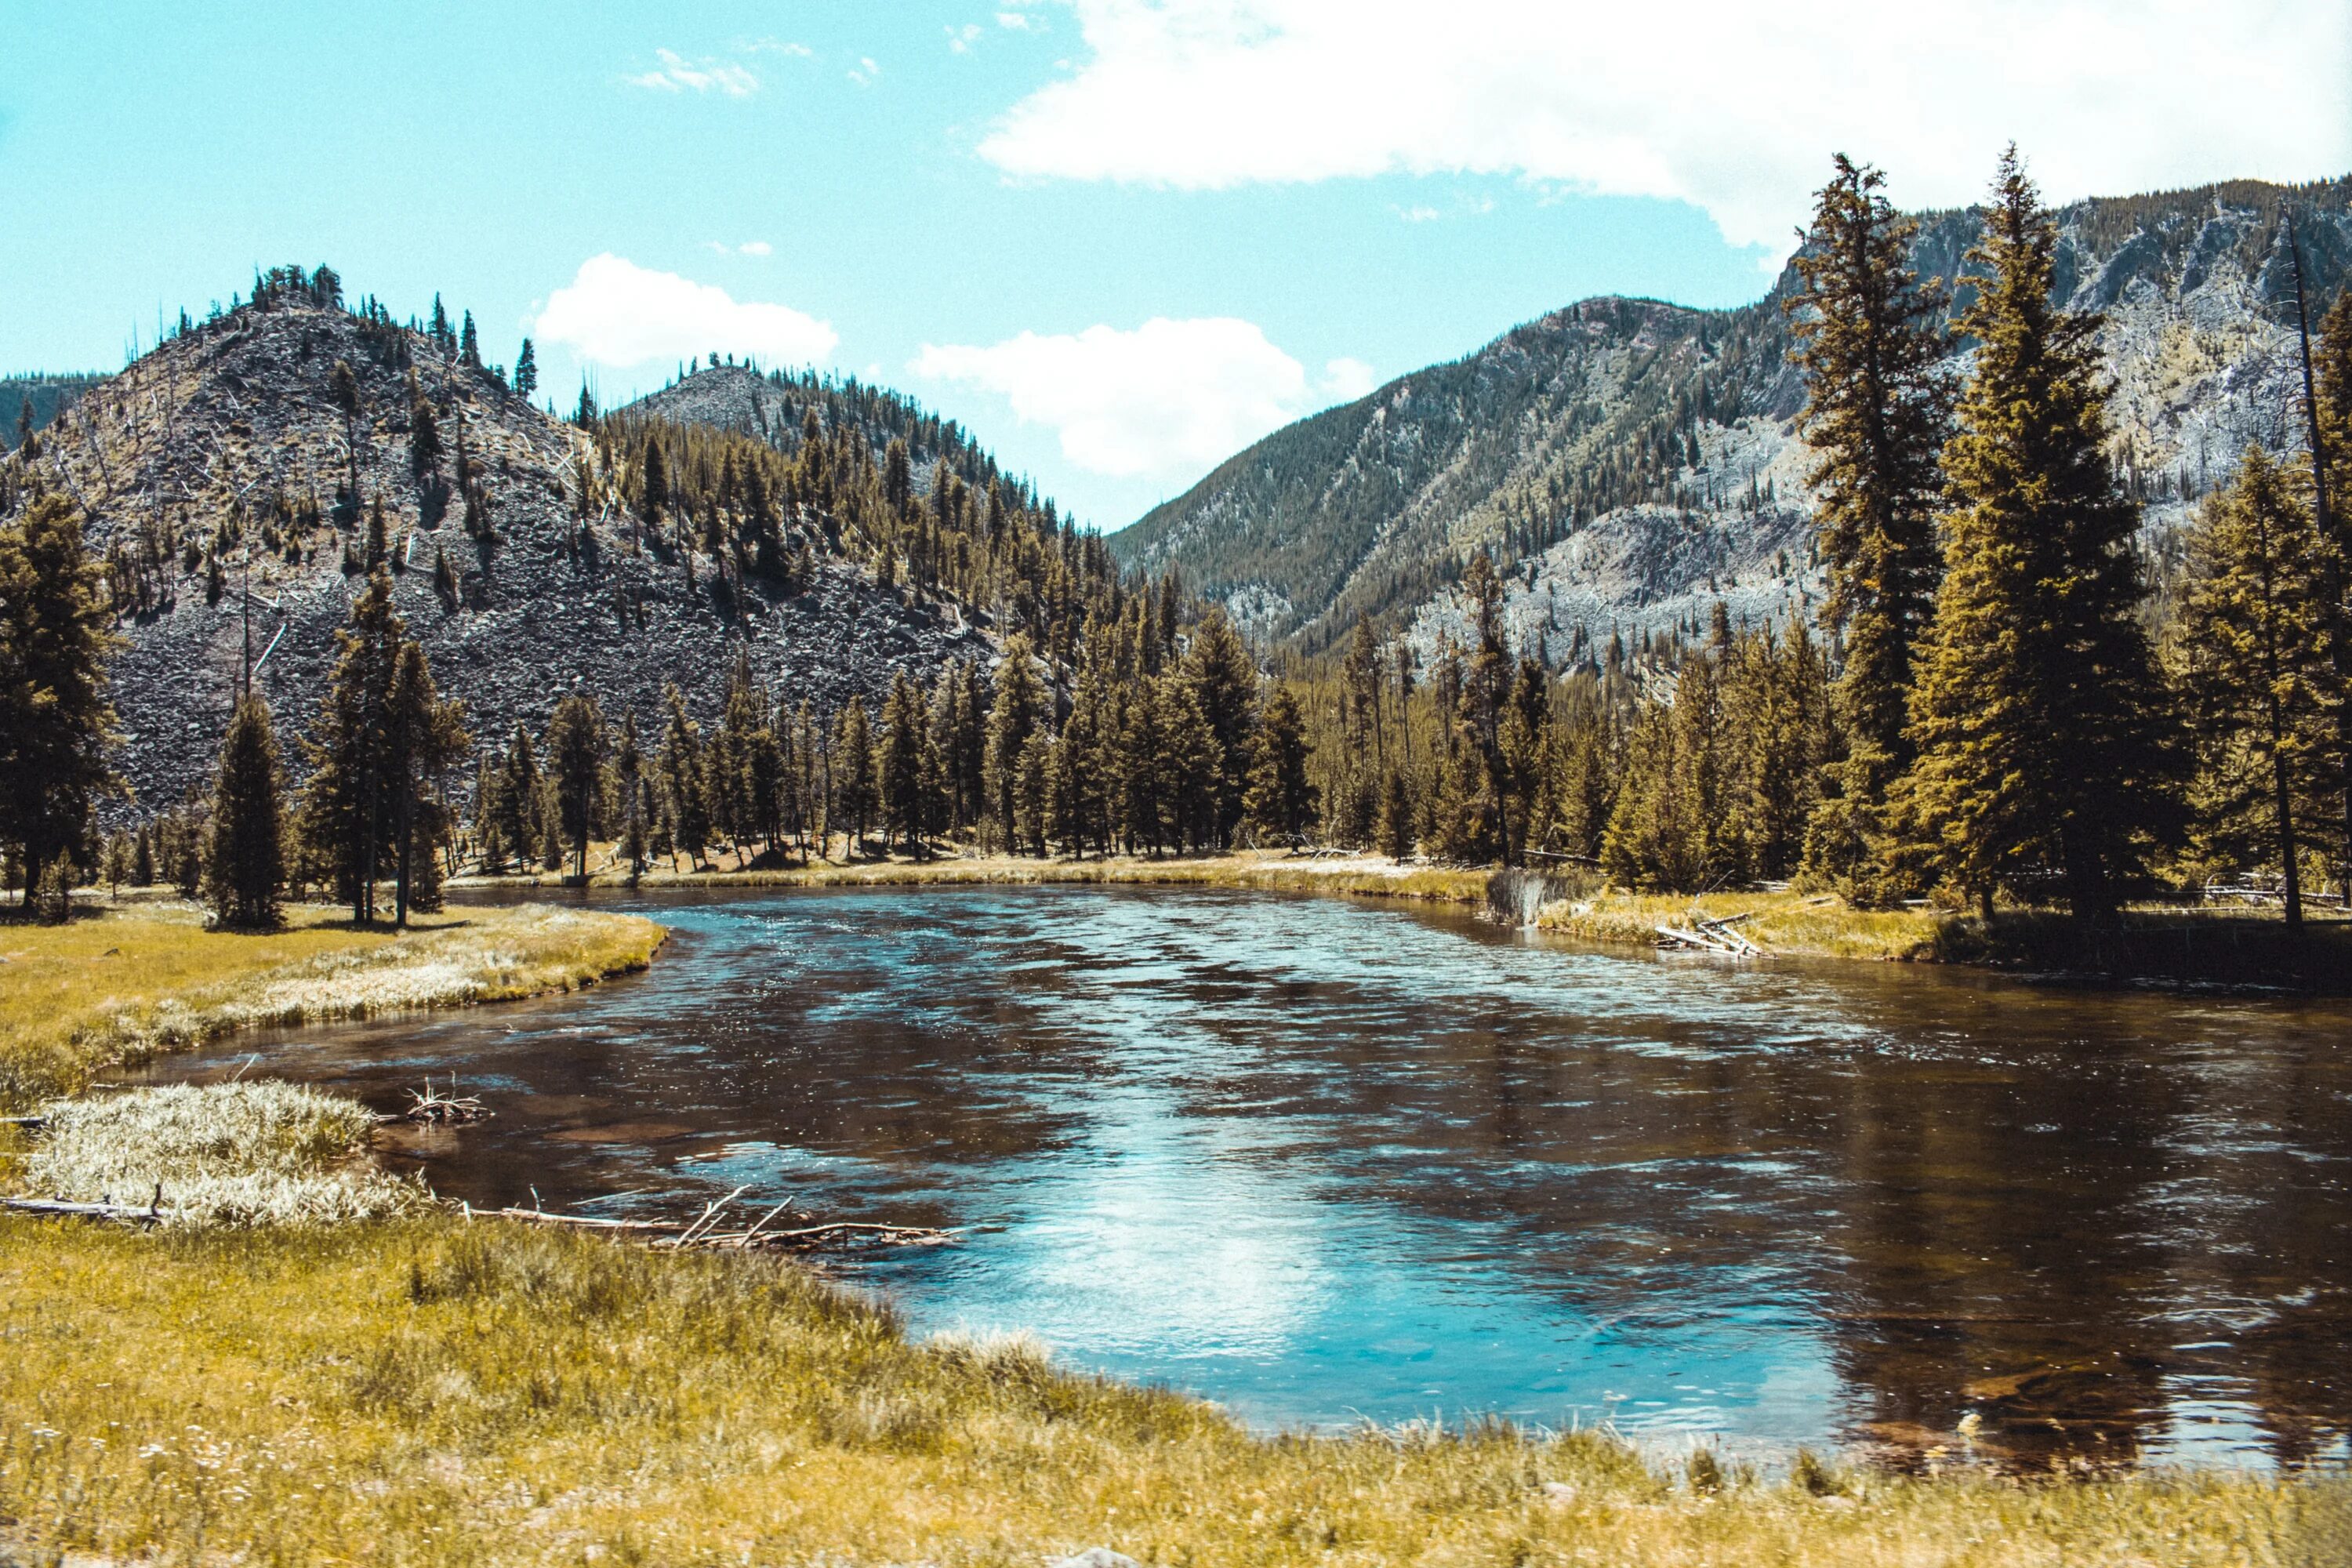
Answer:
379 641 467 925
834 695 878 851
205 693 284 930
546 691 608 881
513 338 538 401
1181 607 1260 845
1899 150 2176 922
2169 447 2341 924
984 638 1045 851
879 669 935 854
659 684 709 869
1243 682 1318 844
1786 154 1954 898
0 495 119 905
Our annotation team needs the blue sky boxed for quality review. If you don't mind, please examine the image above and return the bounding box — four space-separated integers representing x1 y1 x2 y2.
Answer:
5 2 2345 530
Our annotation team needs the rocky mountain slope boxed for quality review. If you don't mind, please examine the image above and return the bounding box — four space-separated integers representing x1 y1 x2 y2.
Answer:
1112 176 2352 659
1 288 992 818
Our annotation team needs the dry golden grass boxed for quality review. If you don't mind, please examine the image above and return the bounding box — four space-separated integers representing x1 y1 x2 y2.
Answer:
0 902 666 1110
20 1080 427 1226
1 1215 2341 1567
1537 891 1958 962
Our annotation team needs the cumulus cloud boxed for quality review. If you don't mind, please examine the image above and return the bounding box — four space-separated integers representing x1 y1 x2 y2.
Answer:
913 318 1331 478
534 256 837 371
978 0 2352 249
1321 357 1377 401
625 48 759 97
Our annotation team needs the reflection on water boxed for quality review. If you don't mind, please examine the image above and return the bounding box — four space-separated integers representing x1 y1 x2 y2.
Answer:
151 886 2352 1468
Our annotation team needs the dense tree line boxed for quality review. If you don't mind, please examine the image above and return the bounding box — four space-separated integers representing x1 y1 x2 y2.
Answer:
6 165 2350 931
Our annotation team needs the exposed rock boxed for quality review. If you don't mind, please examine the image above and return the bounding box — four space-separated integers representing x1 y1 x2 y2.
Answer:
4 299 993 817
1115 176 2352 657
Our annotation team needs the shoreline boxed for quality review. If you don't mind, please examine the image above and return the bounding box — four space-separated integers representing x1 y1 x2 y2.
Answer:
450 847 2352 994
0 899 666 1111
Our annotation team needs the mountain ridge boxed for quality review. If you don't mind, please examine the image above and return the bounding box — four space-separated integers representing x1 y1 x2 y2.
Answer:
1112 174 2352 658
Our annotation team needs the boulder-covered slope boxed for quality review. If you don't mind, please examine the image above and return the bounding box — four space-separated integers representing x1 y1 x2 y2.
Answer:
2 293 990 817
1112 176 2352 659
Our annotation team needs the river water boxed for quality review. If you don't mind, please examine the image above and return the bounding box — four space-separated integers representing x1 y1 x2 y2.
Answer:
149 885 2352 1470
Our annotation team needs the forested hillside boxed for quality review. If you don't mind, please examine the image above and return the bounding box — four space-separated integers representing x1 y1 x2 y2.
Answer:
0 372 102 453
1114 176 2352 658
0 271 1095 815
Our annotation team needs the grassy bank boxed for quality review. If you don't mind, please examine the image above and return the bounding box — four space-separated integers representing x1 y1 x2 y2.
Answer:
463 847 1497 908
0 901 666 1110
1537 890 2352 987
1 1214 2342 1568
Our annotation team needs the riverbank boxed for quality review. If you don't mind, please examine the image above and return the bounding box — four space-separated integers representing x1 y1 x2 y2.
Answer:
1540 890 2352 988
459 844 2352 990
0 901 666 1110
459 846 1497 908
1 1213 2340 1568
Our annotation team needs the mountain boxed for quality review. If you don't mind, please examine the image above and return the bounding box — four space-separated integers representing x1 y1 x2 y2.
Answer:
0 280 994 818
1111 176 2352 659
1 372 103 452
626 361 1059 521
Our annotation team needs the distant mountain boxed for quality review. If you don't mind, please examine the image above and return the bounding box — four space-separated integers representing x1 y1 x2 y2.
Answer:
2 286 993 817
1 372 103 452
1112 176 2352 659
625 362 1058 519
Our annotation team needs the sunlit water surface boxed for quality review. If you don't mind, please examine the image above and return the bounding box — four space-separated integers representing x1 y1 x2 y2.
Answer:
151 886 2352 1469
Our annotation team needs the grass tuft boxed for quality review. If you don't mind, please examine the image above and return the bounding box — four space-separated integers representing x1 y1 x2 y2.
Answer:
21 1080 426 1226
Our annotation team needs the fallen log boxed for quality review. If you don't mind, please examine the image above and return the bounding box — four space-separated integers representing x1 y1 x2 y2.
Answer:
5 1191 165 1223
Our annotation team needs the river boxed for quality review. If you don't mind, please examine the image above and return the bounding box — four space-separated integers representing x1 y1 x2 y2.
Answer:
148 884 2352 1471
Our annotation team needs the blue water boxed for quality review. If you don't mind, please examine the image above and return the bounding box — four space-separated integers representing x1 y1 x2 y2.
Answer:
154 884 2352 1469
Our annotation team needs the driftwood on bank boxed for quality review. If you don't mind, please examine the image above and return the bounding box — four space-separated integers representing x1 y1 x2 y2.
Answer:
1655 911 1763 956
5 1183 166 1224
476 1185 957 1253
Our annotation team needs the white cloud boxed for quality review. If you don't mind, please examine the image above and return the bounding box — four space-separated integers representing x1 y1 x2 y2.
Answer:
978 1 2352 251
703 240 774 257
949 24 985 53
741 37 813 56
1396 204 1440 223
1321 357 1377 401
625 47 759 97
997 10 1035 28
913 318 1316 478
848 56 883 85
534 256 837 371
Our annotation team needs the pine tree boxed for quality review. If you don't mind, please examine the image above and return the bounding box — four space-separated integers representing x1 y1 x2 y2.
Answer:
205 693 284 929
1378 765 1415 862
1899 149 2176 923
132 822 155 887
379 641 467 925
984 638 1044 851
1786 155 1952 844
1243 682 1318 844
545 691 607 880
1181 608 1260 845
2169 446 2341 924
459 311 481 368
514 339 538 401
611 712 648 883
0 495 120 906
659 685 709 869
834 695 878 851
880 669 935 854
638 437 667 541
